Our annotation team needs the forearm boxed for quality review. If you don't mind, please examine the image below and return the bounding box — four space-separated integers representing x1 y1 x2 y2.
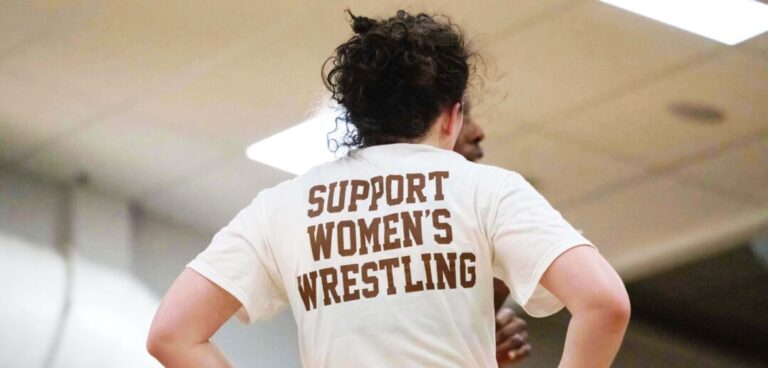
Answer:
150 340 233 368
493 278 511 311
559 308 629 368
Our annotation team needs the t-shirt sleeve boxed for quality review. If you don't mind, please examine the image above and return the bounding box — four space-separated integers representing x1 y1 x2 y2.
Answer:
489 172 595 318
186 194 288 324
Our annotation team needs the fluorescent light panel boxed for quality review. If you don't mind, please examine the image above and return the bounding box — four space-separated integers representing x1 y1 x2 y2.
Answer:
600 0 768 45
246 106 352 175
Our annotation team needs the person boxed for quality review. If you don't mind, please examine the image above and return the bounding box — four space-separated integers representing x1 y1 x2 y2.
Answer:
454 100 532 365
147 9 630 368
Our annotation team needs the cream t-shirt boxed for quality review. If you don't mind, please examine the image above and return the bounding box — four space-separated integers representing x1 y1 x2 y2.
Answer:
187 143 593 368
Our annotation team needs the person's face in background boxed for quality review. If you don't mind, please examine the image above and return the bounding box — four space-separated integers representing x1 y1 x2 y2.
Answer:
453 101 485 162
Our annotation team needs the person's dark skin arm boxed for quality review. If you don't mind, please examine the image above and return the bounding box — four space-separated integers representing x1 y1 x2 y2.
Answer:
494 279 532 364
494 278 511 311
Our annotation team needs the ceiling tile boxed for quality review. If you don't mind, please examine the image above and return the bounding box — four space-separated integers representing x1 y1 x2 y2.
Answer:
139 156 293 232
479 1 719 123
131 41 328 148
739 32 768 61
19 112 233 198
481 130 642 205
544 52 768 167
561 176 755 263
415 0 578 37
0 0 304 107
675 135 768 206
0 0 97 56
0 0 56 55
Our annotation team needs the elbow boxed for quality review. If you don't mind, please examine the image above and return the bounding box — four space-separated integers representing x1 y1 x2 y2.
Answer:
573 285 631 328
146 324 177 361
146 331 167 360
600 287 631 329
607 292 631 327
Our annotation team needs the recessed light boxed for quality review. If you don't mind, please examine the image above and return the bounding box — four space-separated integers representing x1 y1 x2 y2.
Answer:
600 0 768 45
245 105 352 175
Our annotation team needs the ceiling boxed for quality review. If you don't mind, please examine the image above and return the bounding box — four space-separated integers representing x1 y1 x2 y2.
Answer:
1 0 767 281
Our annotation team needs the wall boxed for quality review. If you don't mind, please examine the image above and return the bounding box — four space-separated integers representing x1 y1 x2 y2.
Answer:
132 207 301 367
0 166 300 368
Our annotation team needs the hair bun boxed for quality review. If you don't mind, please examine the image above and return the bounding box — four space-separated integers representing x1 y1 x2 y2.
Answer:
351 16 375 34
346 9 375 34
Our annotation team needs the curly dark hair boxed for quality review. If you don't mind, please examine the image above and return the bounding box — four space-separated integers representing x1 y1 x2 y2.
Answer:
323 9 474 149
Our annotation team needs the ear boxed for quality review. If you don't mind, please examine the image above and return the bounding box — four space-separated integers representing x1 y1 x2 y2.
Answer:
441 102 464 138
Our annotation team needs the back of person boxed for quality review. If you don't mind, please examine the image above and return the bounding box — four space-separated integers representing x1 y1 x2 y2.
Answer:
272 144 496 367
219 143 585 367
147 9 630 368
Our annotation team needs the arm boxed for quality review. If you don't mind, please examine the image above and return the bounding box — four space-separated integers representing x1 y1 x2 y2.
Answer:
495 306 531 365
540 245 630 368
493 278 511 311
494 278 531 365
147 268 241 368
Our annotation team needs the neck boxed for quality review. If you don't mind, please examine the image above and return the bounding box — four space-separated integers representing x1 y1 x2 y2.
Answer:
416 118 456 150
415 135 443 149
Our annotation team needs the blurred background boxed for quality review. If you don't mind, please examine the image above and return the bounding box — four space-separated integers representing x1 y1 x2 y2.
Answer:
1 0 767 367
